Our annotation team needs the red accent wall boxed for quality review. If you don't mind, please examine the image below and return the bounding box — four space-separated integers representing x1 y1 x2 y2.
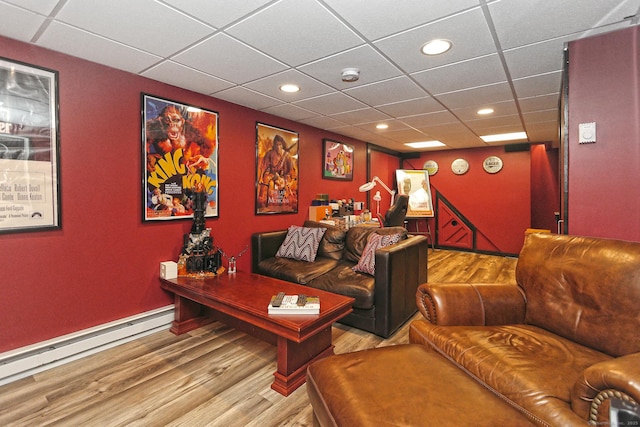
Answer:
567 26 640 241
0 37 369 352
403 146 531 254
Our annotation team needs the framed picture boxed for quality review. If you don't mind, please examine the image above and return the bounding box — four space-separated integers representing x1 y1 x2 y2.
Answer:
396 169 434 218
0 57 60 234
322 139 353 181
255 122 299 215
142 94 219 221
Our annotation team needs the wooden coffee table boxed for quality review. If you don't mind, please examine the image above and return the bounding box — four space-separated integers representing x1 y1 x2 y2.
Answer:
160 272 354 396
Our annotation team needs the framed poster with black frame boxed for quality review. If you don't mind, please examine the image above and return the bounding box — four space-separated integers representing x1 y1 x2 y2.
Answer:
0 57 61 234
255 122 299 215
322 139 353 181
142 93 219 222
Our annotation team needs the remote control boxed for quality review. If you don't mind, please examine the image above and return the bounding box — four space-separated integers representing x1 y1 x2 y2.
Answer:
271 292 286 307
297 294 307 306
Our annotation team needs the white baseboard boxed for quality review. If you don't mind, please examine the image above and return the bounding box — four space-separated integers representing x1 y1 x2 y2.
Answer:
0 305 175 386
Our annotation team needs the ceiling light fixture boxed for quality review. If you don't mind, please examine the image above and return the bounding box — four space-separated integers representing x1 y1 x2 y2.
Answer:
477 108 494 115
341 68 360 82
481 132 528 143
280 84 300 93
421 39 452 56
405 141 446 149
376 123 389 129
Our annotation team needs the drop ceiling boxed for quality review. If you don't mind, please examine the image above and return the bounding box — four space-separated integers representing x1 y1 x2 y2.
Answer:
1 0 638 152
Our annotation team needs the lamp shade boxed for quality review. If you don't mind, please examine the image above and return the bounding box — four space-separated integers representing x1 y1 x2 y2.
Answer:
359 181 376 192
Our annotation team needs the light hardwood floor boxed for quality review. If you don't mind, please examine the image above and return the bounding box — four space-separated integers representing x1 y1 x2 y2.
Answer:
0 249 517 427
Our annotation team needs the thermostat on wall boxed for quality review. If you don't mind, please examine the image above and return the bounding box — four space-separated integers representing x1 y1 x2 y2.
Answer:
579 122 596 144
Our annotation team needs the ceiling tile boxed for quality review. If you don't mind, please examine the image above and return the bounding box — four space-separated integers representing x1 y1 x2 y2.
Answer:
329 108 391 125
519 94 559 113
435 82 514 110
489 0 639 49
298 45 402 89
323 0 479 40
412 54 507 94
164 0 273 28
173 33 287 84
142 61 234 95
299 115 348 130
466 114 522 132
374 7 496 73
3 0 59 15
452 100 519 121
376 97 443 117
0 2 46 41
294 92 366 115
503 37 570 79
244 69 334 102
227 0 363 66
260 103 318 122
213 86 282 110
345 76 428 106
37 22 162 74
56 0 214 57
400 110 459 128
513 71 563 99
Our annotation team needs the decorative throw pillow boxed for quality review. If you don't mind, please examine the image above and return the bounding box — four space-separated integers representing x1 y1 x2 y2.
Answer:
353 233 402 275
276 226 327 262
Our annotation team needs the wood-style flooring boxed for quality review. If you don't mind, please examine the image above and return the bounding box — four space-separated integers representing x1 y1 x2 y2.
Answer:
0 249 517 427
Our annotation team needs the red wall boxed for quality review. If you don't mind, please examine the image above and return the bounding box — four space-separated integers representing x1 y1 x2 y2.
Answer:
531 145 559 232
0 37 369 352
567 27 640 241
403 147 531 254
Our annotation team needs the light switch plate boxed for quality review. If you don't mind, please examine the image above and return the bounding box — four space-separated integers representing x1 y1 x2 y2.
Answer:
579 122 596 144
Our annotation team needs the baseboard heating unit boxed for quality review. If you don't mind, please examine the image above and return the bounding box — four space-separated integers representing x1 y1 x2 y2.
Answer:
0 305 175 386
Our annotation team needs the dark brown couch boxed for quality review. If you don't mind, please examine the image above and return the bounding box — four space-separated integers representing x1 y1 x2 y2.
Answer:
306 233 640 426
252 220 428 338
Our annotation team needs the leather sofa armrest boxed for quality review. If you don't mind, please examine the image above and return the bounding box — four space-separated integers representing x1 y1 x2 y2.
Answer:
416 282 526 326
251 230 287 273
572 353 640 423
373 234 428 337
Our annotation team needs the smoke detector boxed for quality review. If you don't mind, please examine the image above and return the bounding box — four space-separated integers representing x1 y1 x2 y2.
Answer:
341 68 360 82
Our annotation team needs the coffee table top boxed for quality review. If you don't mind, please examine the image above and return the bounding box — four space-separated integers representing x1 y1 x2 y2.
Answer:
160 272 353 342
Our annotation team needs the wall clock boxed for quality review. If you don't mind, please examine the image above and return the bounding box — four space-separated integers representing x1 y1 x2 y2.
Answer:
451 158 469 175
423 160 439 176
483 156 503 174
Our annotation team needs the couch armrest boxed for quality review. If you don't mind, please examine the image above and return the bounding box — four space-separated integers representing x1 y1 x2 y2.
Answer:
572 353 640 423
416 282 526 326
251 230 287 273
373 234 428 337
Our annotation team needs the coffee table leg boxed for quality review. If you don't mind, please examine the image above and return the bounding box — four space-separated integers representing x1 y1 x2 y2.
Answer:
170 294 212 335
271 326 334 396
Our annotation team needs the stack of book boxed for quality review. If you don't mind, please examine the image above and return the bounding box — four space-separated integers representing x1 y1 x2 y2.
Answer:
268 294 320 315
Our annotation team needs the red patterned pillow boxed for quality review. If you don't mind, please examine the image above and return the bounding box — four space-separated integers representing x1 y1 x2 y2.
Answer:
353 233 402 275
276 226 327 262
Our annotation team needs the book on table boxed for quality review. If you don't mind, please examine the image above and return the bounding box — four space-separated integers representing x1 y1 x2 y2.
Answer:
268 295 320 315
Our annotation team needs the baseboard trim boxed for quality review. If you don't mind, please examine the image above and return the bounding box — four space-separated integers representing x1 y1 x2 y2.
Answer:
0 305 175 386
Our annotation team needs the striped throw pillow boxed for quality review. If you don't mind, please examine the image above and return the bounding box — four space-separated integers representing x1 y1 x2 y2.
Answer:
276 226 327 262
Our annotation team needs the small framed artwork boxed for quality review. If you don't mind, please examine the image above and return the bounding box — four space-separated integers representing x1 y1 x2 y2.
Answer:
322 139 353 181
142 94 219 222
0 57 61 234
255 122 299 215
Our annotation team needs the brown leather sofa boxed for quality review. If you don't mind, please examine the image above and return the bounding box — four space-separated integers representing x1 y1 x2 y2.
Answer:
306 233 640 426
252 220 428 337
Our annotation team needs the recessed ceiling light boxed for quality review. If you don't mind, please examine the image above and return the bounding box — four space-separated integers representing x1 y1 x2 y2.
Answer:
280 84 300 93
405 141 446 149
477 108 494 115
481 132 528 143
376 123 389 129
421 39 452 56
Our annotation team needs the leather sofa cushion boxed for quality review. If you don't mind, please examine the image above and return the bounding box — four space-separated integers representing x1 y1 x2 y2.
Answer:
303 220 346 260
307 344 534 427
257 256 338 285
342 226 407 263
410 319 611 426
308 261 375 309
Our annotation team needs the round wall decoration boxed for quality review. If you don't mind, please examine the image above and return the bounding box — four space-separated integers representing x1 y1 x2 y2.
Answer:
423 160 439 176
482 156 504 174
451 158 469 175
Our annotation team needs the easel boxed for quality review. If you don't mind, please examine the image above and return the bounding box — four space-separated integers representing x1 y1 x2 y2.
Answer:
406 217 435 250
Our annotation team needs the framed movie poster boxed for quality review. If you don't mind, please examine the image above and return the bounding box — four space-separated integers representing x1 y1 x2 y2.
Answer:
142 94 219 222
395 169 434 218
0 58 60 234
322 139 353 181
255 122 299 215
